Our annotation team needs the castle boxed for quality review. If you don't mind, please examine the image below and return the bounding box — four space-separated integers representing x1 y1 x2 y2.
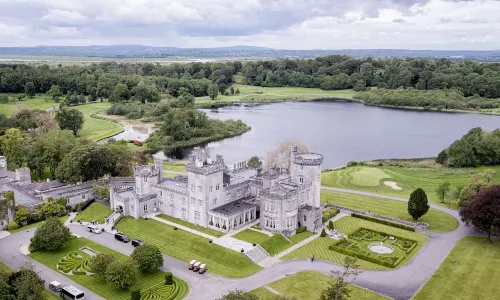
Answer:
110 146 323 236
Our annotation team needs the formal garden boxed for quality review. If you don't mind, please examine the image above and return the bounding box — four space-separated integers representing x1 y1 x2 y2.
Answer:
282 216 428 270
233 229 314 255
116 217 261 278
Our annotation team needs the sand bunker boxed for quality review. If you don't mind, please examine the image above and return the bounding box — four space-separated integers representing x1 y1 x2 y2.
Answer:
384 181 402 190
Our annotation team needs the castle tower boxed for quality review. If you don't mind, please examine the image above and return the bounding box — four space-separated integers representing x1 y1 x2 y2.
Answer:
15 167 31 186
290 148 323 208
152 151 168 183
185 148 225 227
134 165 158 195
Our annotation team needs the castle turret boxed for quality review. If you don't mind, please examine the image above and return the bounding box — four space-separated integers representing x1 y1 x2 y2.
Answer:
134 165 158 195
15 167 31 186
152 151 168 183
290 149 323 208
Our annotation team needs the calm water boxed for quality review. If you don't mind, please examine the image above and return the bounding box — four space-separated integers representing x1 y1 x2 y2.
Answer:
176 101 500 168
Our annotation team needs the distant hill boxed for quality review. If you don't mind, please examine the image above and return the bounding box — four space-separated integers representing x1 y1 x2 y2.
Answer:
0 45 499 61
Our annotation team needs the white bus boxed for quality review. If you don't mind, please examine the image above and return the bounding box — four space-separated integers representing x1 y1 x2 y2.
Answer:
61 285 84 300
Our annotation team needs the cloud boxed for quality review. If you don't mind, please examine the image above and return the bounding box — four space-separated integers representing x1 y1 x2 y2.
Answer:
0 0 499 49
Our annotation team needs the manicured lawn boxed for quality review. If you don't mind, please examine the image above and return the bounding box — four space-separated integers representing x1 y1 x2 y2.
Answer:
250 287 276 299
251 271 389 300
413 236 500 300
0 94 58 116
321 190 458 232
72 102 122 142
233 229 313 256
196 84 358 106
282 217 428 270
116 217 261 278
74 202 112 223
163 163 186 173
29 237 188 300
0 260 60 300
321 165 500 207
7 215 70 234
156 214 225 237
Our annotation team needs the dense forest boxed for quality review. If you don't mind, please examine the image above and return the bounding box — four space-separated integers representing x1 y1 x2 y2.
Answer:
437 128 500 168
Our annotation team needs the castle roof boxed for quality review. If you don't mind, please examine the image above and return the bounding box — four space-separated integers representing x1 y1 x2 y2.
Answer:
210 197 256 217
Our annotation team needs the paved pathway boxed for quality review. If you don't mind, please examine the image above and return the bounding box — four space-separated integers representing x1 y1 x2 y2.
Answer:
0 187 484 300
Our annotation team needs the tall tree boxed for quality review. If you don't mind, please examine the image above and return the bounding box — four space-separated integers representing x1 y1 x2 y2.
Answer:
0 128 26 170
459 170 494 206
460 184 500 242
91 253 116 279
54 108 84 136
407 188 430 221
46 84 62 100
247 156 262 170
265 140 309 171
131 245 164 273
24 82 36 98
109 83 131 102
320 257 359 300
105 259 138 290
435 182 451 203
30 217 71 251
207 84 219 100
8 263 45 300
217 290 259 300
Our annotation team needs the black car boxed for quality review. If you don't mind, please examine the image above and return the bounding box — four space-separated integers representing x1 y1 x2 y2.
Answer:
131 239 144 247
114 232 130 243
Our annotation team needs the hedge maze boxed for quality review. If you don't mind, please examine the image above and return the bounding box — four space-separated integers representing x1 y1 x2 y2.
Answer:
57 251 93 275
130 278 189 300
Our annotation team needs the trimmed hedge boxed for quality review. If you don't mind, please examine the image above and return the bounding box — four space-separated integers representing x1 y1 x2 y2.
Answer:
351 213 415 232
7 221 19 230
165 272 173 285
295 226 307 234
329 239 401 268
322 208 340 223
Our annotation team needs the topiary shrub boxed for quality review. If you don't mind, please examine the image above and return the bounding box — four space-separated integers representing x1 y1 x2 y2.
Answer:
165 272 173 285
241 248 244 253
173 227 178 230
320 228 327 237
252 243 256 246
328 221 334 230
209 240 212 244
7 221 19 230
296 226 307 234
130 287 141 300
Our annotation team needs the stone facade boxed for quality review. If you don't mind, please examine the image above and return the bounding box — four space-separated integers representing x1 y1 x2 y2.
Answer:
110 146 323 236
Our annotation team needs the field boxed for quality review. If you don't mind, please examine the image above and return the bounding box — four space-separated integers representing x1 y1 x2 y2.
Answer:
72 102 122 141
7 215 70 234
195 84 358 106
156 214 225 237
413 236 500 300
232 229 314 255
321 190 458 232
250 271 389 300
321 164 500 207
0 260 60 300
29 237 188 300
0 94 58 116
74 202 112 223
282 216 428 270
116 217 261 278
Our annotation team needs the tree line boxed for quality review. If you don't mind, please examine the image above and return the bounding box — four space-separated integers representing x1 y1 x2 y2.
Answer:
437 128 500 168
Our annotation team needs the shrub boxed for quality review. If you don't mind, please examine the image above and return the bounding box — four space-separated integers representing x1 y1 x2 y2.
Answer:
252 243 256 246
351 213 415 232
295 227 307 234
131 245 164 273
328 221 334 230
165 272 173 285
130 287 141 300
320 228 327 237
241 248 244 253
91 253 116 278
80 199 95 211
30 217 71 251
346 161 358 167
209 240 213 244
105 259 138 290
7 221 19 230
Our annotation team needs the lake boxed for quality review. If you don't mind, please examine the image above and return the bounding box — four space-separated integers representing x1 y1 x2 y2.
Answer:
173 101 500 168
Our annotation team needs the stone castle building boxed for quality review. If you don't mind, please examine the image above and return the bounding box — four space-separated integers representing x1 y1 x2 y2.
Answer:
110 146 323 236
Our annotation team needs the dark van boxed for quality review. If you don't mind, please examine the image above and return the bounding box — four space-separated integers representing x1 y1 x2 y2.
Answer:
131 239 144 247
114 232 130 243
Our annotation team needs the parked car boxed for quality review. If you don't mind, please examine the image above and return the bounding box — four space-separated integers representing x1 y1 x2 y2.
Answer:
114 232 130 243
199 264 206 274
193 261 201 272
188 260 197 270
87 225 102 234
131 239 144 247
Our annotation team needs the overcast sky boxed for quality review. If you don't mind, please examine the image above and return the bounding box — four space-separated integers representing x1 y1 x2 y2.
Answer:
0 0 499 50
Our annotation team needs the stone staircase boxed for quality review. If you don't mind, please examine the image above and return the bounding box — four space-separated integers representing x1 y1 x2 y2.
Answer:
245 245 270 264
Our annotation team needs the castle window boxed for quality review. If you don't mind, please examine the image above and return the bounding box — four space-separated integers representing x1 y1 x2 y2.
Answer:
144 204 148 212
182 198 186 205
170 193 173 199
198 186 202 192
191 184 194 192
191 197 196 205
237 189 242 197
198 200 203 207
160 191 163 197
182 209 186 219
210 186 213 192
299 177 304 183
159 202 163 209
82 194 86 199
213 198 217 206
194 212 200 220
216 184 220 190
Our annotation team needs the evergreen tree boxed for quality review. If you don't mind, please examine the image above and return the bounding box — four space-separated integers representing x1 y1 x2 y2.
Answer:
408 188 430 221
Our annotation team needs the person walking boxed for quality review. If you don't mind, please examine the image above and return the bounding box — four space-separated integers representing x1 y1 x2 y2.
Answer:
311 255 315 262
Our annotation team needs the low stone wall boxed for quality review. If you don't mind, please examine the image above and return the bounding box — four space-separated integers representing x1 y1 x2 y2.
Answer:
324 204 429 232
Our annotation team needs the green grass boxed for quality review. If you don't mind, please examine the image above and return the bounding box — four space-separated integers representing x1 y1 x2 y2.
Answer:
162 163 186 173
156 214 225 237
283 216 428 270
74 202 112 223
413 236 500 300
29 237 188 300
321 165 500 207
321 190 458 232
233 229 313 256
116 217 261 278
0 94 58 116
0 260 60 300
251 271 389 300
195 84 358 106
250 287 276 299
7 215 70 234
72 102 122 141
